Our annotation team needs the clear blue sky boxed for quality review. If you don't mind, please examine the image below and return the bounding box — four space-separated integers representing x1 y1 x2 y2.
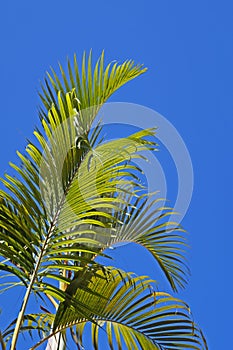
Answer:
1 1 232 349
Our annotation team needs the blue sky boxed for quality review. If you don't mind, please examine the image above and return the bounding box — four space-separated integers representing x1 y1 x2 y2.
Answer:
1 1 233 349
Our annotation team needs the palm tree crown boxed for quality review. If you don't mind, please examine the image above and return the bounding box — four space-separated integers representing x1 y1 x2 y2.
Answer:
0 51 207 350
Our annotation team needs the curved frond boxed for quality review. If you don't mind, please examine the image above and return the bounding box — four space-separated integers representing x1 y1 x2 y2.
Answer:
0 54 149 306
0 51 207 349
0 89 159 348
105 193 189 291
39 50 147 124
31 269 207 350
2 313 54 345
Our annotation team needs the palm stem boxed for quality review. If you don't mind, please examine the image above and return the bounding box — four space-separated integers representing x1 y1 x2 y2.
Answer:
10 267 39 348
10 244 47 349
10 156 75 349
10 219 59 349
0 331 6 350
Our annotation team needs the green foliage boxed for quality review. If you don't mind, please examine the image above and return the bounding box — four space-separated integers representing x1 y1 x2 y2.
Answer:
0 51 207 349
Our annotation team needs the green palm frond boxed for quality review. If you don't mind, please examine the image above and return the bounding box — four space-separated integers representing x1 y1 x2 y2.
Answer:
39 50 147 123
31 269 206 350
2 313 54 345
0 51 207 349
104 192 189 292
0 54 148 297
0 123 157 300
67 128 188 291
0 56 153 348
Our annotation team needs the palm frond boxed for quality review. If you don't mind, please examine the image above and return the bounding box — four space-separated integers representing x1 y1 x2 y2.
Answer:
0 51 207 350
2 313 54 345
104 193 189 292
0 92 159 349
31 269 207 350
39 50 147 123
0 54 148 305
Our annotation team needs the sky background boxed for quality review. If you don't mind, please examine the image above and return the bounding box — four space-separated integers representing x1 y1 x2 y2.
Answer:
1 1 233 349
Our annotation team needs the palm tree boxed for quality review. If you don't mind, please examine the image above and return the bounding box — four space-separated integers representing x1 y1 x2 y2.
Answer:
0 51 207 350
